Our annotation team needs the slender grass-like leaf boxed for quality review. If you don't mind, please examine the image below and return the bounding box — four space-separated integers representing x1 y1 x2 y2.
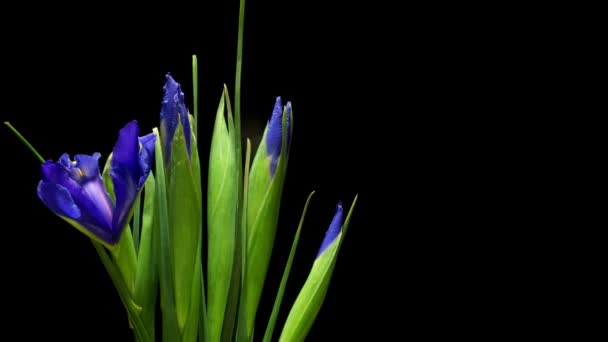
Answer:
262 191 315 342
152 127 180 341
134 174 158 340
234 139 252 342
4 122 44 162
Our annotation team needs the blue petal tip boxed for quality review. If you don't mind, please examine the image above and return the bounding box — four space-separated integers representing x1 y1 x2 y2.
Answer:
316 201 345 258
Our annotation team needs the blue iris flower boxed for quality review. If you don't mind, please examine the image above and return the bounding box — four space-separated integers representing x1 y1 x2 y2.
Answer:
37 120 156 246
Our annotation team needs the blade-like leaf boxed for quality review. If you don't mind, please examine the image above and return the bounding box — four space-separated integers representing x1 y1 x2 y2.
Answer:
134 174 159 341
233 139 252 342
208 90 238 342
262 191 315 342
4 122 44 162
153 127 180 341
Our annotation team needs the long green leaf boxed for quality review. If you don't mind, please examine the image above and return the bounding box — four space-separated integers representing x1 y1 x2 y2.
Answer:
262 191 315 342
207 89 238 342
134 174 158 341
153 127 180 341
234 139 252 342
185 114 204 342
4 122 44 162
167 121 201 333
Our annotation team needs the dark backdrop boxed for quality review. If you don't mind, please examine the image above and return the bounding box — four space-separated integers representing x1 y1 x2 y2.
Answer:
0 1 512 341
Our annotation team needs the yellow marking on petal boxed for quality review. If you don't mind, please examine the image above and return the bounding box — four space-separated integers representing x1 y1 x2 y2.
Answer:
78 168 84 177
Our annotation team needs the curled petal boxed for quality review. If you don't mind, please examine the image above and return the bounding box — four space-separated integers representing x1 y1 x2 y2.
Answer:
37 181 81 220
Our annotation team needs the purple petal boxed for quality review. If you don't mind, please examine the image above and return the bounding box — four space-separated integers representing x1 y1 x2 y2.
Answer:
37 181 81 220
160 73 179 158
38 162 116 245
73 153 102 180
177 83 192 156
316 202 344 258
110 120 143 235
266 97 283 159
138 132 157 188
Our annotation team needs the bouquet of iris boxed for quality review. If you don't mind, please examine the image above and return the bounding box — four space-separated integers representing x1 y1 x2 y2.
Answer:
5 1 357 341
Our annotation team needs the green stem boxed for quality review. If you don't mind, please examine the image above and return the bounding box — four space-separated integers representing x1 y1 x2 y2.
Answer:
4 122 44 163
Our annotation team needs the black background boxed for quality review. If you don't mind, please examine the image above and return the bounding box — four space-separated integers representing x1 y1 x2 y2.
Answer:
0 1 518 341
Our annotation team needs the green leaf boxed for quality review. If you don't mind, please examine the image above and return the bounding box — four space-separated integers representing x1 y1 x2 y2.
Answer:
167 121 202 333
262 191 315 342
153 127 180 341
134 173 159 341
207 90 238 342
188 83 209 342
278 195 358 342
236 139 253 341
230 139 252 342
4 122 44 163
183 230 203 341
185 116 205 342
